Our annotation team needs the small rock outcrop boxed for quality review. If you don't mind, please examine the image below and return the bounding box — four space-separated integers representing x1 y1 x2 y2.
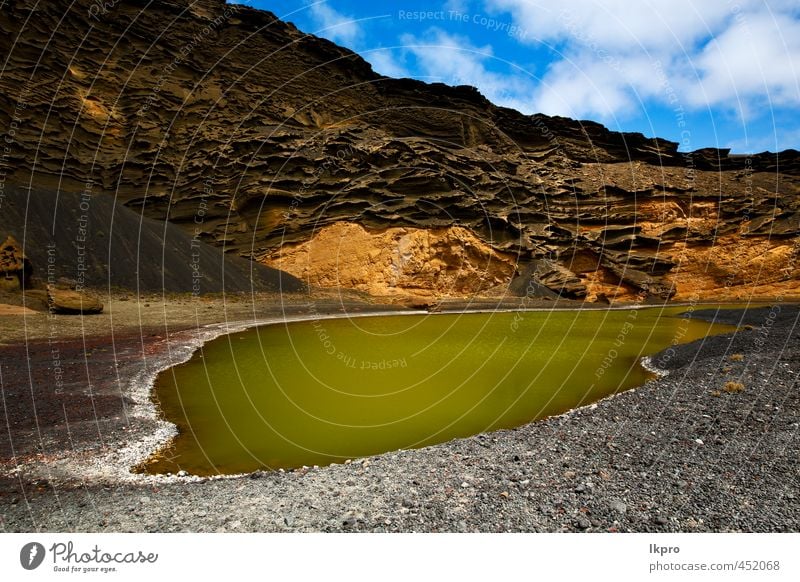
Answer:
0 236 32 291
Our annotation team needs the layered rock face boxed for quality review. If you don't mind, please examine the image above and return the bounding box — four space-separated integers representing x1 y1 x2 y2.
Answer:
2 0 799 300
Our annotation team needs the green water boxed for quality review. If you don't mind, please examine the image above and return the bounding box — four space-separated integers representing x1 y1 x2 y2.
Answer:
141 307 734 476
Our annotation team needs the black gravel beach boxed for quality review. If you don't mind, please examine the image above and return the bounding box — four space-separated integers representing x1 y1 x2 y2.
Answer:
1 303 798 533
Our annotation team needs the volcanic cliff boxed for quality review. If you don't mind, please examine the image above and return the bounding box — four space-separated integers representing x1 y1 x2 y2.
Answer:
1 0 799 301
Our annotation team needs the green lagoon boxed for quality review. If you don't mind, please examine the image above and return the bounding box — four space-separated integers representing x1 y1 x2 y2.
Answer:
141 307 734 475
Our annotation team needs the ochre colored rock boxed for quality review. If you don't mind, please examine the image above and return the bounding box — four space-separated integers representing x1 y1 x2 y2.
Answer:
47 287 104 315
0 303 39 316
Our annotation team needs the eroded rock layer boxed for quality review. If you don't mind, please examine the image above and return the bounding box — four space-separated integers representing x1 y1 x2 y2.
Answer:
266 222 517 298
1 0 799 300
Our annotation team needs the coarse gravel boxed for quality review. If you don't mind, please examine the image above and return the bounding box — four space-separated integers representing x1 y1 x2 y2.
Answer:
1 304 798 532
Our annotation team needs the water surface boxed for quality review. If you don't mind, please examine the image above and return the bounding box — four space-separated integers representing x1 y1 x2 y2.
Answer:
141 307 734 475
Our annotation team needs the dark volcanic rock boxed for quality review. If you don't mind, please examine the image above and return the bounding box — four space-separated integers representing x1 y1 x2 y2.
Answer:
0 0 798 299
528 259 587 298
508 263 562 299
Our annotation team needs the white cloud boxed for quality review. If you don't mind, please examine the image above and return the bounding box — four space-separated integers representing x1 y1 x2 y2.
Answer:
397 29 538 113
486 0 733 50
366 49 410 78
307 1 361 45
533 56 640 120
689 11 800 111
482 0 800 122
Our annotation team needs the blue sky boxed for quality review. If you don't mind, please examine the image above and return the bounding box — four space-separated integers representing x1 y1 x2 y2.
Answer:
237 1 800 153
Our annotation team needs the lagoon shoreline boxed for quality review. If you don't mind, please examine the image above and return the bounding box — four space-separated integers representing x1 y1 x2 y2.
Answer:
1 295 798 532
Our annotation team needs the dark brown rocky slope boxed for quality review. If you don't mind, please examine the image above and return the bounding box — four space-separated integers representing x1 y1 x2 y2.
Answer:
0 185 303 293
1 0 799 301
